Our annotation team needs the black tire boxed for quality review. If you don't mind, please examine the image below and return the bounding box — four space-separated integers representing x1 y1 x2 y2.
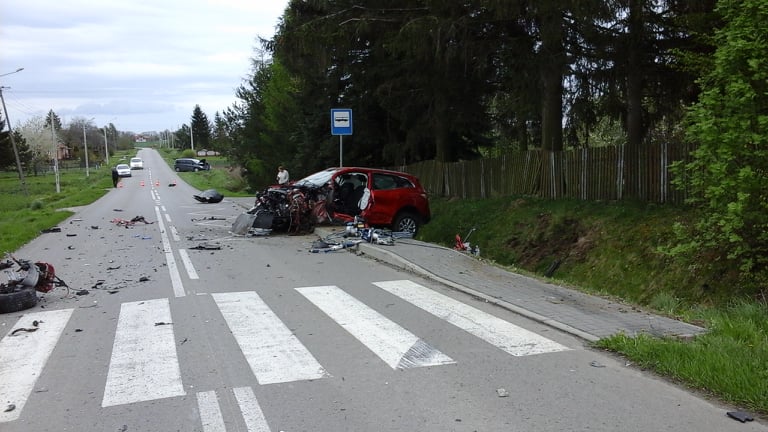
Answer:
392 211 420 235
0 288 38 314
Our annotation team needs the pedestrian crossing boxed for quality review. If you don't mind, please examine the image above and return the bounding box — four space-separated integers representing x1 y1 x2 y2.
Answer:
0 279 570 429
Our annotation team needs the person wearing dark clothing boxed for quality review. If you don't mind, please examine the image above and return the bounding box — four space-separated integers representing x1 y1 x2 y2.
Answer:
111 167 119 187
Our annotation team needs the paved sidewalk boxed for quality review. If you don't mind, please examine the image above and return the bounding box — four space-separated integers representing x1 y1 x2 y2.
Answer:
227 197 705 342
314 227 706 342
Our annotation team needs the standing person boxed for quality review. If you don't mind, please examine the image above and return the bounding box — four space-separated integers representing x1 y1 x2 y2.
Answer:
111 166 119 187
276 165 289 185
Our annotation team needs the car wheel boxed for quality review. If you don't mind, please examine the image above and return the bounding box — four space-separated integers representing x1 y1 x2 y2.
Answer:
175 167 181 172
0 288 38 314
392 211 419 235
194 167 199 172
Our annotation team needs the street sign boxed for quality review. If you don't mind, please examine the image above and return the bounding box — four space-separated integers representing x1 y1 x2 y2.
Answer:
331 109 353 135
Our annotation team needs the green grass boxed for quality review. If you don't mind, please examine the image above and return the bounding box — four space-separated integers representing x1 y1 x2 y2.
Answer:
0 166 113 252
596 301 768 413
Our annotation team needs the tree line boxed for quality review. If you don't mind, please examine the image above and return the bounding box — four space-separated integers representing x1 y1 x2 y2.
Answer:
211 0 765 294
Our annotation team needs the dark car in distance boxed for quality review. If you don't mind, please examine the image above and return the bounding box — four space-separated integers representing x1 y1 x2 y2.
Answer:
174 158 210 172
294 167 431 234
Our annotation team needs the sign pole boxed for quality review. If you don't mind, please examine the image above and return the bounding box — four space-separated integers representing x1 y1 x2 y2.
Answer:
339 135 343 167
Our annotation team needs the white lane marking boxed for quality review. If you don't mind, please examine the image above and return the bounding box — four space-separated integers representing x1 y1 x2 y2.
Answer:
373 280 570 357
161 205 167 212
178 249 200 280
155 206 185 297
197 391 226 432
170 225 181 242
165 213 172 223
0 309 74 423
296 286 455 369
212 291 327 385
233 387 271 432
102 298 185 407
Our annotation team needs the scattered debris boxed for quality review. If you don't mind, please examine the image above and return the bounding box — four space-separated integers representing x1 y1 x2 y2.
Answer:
180 337 188 344
41 227 61 233
74 329 83 332
91 225 99 229
155 322 172 326
726 411 754 423
496 388 509 397
309 239 362 253
192 216 226 221
11 327 39 336
4 404 15 412
139 276 150 282
111 216 155 227
75 289 89 296
590 360 606 368
190 242 221 250
107 265 121 271
66 233 77 237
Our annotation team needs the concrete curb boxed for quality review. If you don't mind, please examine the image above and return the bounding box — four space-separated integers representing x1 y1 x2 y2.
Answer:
353 240 601 343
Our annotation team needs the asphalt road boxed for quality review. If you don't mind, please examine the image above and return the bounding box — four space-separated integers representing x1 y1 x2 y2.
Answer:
0 148 764 432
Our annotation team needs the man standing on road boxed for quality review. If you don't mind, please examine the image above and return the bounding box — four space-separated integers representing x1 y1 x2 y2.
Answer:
111 166 119 187
277 165 289 185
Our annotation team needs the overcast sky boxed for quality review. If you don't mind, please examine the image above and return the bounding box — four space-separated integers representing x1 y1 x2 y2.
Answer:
0 0 287 134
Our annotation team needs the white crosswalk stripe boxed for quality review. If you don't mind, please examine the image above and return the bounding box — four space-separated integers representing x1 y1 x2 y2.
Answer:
102 298 186 407
1 279 571 428
212 291 328 385
297 285 455 369
0 308 74 423
373 280 570 356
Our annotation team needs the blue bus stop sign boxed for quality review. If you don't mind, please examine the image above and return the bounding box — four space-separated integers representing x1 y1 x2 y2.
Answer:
330 109 353 135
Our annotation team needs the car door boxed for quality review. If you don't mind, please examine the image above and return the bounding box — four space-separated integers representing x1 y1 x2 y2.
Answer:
361 172 405 225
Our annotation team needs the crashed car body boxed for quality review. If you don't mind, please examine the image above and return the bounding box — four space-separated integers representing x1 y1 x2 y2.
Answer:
301 167 431 234
233 167 430 235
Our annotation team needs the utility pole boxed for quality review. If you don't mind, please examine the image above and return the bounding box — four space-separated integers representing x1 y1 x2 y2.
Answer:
0 86 28 195
103 127 109 165
51 111 60 193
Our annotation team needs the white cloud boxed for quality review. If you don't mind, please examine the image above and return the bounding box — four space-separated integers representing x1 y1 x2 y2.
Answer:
0 0 287 133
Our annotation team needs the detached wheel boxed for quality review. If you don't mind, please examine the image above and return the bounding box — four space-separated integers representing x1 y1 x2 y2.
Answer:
392 211 420 235
0 288 38 314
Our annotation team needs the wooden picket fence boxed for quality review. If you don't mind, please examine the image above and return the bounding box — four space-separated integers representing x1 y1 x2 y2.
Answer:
392 142 694 204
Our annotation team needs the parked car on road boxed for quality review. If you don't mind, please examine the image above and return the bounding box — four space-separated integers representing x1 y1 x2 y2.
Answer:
115 164 131 177
174 158 209 172
129 157 144 170
294 167 431 234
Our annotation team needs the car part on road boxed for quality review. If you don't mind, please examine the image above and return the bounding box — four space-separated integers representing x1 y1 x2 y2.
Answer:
0 256 70 314
193 189 224 203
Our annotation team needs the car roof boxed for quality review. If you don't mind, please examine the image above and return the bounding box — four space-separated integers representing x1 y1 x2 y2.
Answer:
116 164 129 168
